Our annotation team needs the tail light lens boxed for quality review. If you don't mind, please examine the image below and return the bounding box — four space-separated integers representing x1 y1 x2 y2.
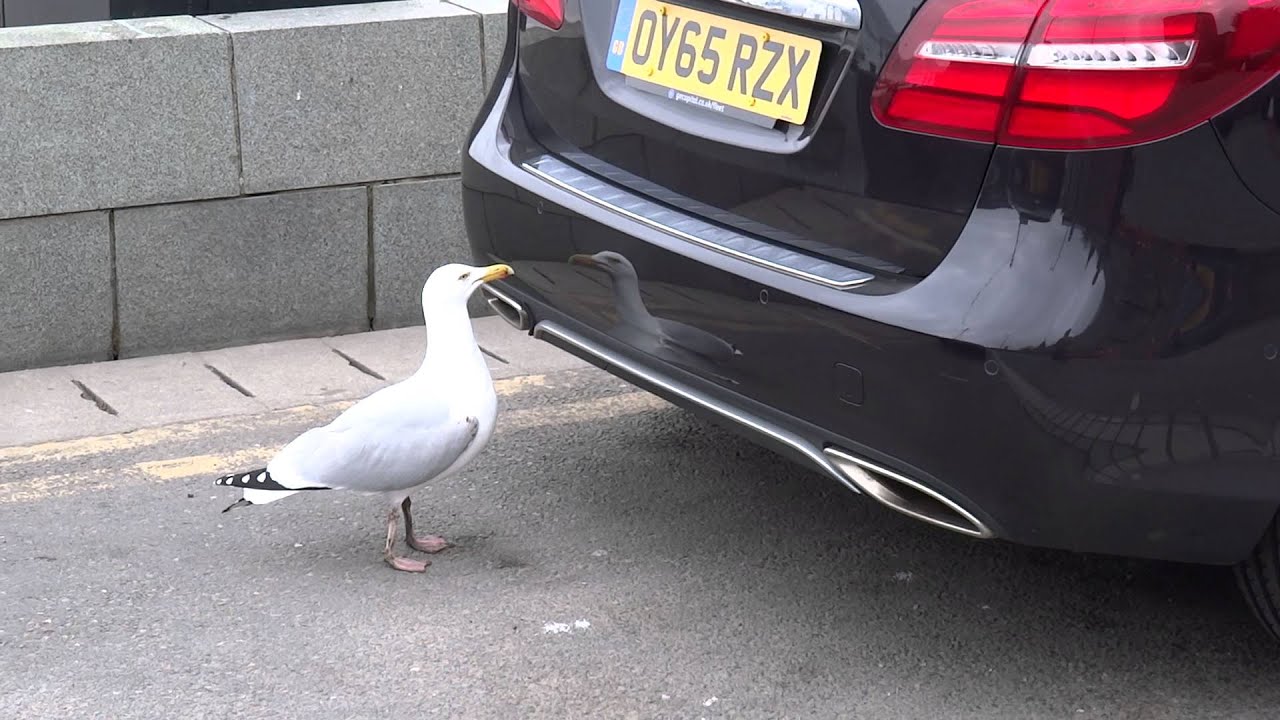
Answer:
871 0 1280 149
511 0 564 30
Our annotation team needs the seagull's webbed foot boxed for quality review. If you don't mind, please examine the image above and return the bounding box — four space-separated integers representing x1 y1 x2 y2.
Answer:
386 556 430 573
408 534 450 554
402 497 452 554
383 507 431 573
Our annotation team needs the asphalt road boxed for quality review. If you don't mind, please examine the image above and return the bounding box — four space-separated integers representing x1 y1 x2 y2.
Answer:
3 364 1279 719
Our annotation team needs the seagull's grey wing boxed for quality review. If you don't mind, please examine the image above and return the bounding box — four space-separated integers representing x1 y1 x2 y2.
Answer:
656 318 740 361
268 396 480 494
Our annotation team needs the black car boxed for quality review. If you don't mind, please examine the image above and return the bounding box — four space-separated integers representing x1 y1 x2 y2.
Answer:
462 0 1280 640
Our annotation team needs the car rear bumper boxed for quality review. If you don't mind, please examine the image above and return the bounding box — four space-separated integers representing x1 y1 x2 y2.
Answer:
462 74 1280 565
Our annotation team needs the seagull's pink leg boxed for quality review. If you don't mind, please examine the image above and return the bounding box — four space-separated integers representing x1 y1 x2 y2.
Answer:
402 497 451 554
383 507 429 573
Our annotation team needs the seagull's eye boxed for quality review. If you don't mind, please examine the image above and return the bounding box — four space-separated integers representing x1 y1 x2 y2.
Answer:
459 272 471 281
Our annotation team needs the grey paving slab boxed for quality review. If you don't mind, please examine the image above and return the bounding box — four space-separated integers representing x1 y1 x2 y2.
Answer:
0 212 112 373
0 365 126 447
472 314 589 376
198 338 384 410
0 320 586 448
203 1 485 194
321 318 542 383
323 326 432 384
372 178 489 328
0 16 238 219
443 0 506 17
68 352 263 427
114 187 369 359
446 0 509 86
481 4 509 87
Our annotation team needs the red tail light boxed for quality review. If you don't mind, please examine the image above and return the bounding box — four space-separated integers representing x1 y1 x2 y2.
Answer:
871 0 1280 149
511 0 564 30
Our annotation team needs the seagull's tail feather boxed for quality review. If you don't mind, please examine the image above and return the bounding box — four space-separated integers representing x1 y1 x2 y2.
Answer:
214 468 328 510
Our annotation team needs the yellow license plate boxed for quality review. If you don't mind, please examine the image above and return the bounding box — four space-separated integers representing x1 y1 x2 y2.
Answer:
605 0 822 125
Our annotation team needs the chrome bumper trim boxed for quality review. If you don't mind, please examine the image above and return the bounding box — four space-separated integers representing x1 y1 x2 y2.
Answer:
823 447 995 539
533 319 996 541
522 155 873 290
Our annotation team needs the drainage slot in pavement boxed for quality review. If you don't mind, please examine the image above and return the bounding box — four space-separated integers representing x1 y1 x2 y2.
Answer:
331 348 386 381
204 364 255 398
480 346 509 365
70 380 118 416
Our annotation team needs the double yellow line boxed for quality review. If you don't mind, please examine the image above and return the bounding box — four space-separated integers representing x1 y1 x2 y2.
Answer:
0 374 669 505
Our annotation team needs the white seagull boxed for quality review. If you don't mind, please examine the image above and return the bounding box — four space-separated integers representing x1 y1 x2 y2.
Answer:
214 262 514 573
570 251 742 365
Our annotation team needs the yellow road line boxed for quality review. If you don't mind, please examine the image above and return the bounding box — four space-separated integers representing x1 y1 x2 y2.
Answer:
1 390 670 505
137 447 278 480
0 468 119 504
0 402 347 470
0 374 551 470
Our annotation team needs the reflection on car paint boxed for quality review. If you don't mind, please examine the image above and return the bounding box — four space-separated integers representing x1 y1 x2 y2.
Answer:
992 352 1275 492
717 0 863 29
568 251 744 384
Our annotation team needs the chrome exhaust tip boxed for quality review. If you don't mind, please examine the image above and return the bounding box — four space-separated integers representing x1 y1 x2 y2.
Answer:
481 284 531 332
823 447 994 539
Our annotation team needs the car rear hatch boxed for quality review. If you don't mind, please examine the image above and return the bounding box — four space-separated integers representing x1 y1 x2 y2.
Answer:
509 0 997 280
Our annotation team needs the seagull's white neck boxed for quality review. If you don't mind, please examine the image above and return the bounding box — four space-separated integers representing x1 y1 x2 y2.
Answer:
417 298 486 378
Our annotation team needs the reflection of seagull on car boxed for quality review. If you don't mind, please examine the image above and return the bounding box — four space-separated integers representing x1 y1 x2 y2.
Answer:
570 252 743 369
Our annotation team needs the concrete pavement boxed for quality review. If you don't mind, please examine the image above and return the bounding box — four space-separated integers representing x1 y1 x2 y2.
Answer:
0 317 586 448
3 320 1280 719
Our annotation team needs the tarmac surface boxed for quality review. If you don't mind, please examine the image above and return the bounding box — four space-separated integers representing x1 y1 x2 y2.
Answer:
2 320 1279 719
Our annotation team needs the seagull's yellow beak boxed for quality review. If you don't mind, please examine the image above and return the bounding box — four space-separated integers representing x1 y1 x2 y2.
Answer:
569 254 602 269
478 264 514 283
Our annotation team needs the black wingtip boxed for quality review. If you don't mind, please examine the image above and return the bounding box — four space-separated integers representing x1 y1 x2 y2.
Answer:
214 468 269 489
214 468 330 493
222 498 254 514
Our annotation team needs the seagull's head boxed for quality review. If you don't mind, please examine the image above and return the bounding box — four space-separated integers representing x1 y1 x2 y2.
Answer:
422 262 514 307
569 251 638 281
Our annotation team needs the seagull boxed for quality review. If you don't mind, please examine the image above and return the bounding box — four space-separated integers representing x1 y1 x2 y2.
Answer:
570 251 742 365
214 262 515 573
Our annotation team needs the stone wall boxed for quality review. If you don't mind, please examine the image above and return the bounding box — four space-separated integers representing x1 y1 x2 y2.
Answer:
0 0 508 372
